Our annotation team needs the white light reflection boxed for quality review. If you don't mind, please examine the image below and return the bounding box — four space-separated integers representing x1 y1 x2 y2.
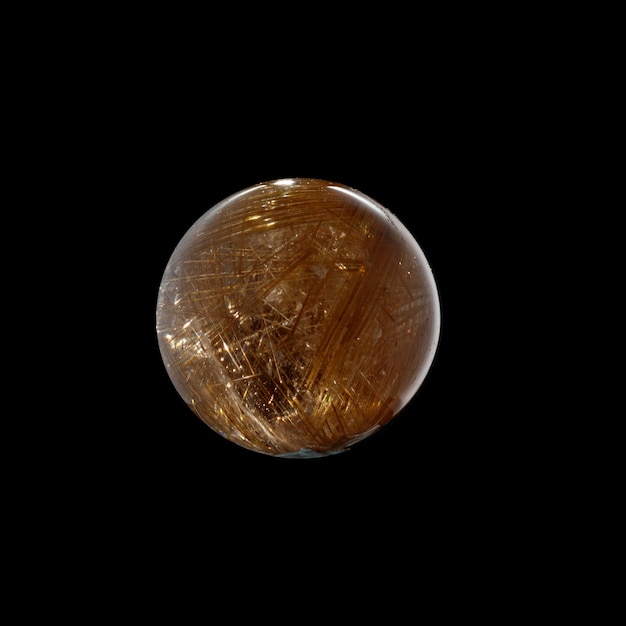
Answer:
328 185 388 219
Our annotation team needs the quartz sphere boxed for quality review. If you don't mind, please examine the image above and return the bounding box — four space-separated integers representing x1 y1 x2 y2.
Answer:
156 178 440 457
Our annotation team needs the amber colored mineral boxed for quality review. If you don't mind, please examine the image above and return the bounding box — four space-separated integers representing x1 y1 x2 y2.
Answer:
156 178 440 457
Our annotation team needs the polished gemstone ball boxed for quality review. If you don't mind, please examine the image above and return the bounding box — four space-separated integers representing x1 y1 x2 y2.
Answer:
156 178 440 458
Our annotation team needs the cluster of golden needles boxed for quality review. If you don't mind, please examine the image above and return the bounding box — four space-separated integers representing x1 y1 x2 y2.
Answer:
156 178 440 457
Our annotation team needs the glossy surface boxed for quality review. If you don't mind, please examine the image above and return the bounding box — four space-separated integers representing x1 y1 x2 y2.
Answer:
156 178 440 457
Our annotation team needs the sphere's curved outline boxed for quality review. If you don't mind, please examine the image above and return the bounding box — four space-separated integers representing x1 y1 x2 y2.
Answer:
156 178 441 458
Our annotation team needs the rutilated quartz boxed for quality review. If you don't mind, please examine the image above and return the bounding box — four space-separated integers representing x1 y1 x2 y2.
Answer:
156 178 440 457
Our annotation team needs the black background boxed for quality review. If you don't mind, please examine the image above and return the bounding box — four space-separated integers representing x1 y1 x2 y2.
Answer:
10 8 597 617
